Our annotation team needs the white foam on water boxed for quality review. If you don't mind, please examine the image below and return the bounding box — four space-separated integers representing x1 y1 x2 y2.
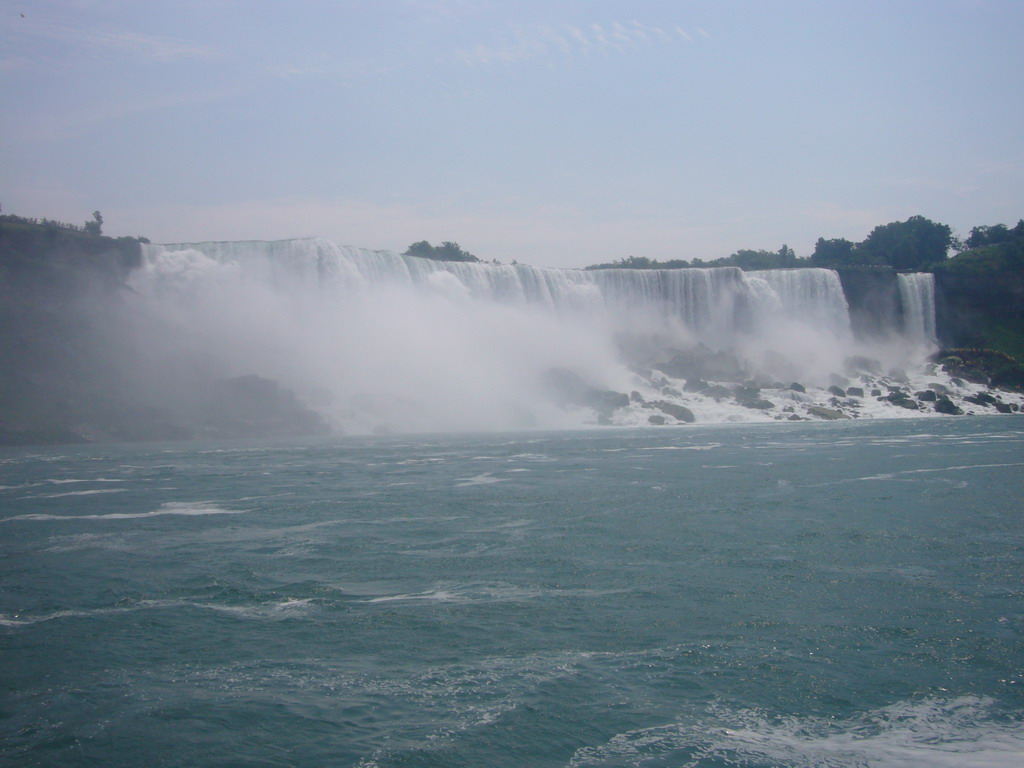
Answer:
31 488 129 499
362 582 632 605
569 696 1024 767
454 472 507 487
0 501 246 523
363 589 459 604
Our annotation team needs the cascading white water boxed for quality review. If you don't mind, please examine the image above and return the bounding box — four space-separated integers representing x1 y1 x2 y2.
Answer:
128 239 941 433
897 272 937 347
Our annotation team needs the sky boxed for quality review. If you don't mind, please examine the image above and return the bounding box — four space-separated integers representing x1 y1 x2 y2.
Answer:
2 0 1023 269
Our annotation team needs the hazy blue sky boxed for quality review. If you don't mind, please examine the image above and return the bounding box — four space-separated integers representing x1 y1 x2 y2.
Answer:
3 0 1022 268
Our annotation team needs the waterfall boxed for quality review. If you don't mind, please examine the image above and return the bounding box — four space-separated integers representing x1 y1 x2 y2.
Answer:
747 268 852 339
127 239 939 433
137 240 834 341
897 272 937 346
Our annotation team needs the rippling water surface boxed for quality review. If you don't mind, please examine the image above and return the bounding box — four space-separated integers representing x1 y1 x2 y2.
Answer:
2 418 1023 766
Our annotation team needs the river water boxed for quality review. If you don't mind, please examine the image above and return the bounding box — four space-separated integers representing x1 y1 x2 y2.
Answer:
2 417 1023 766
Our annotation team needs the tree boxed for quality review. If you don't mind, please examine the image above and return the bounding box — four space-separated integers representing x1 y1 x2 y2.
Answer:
964 221 1024 250
859 215 952 270
83 210 103 236
403 240 480 262
810 237 861 266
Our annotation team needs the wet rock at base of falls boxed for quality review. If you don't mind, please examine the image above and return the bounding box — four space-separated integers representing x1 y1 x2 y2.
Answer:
651 401 696 423
206 375 330 439
542 367 629 418
703 384 732 400
806 405 849 420
657 345 746 382
934 397 963 415
964 391 997 407
734 384 774 410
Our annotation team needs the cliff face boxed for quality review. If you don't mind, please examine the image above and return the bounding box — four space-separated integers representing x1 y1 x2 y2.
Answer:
0 222 145 443
834 267 900 339
933 241 1024 358
1 221 331 445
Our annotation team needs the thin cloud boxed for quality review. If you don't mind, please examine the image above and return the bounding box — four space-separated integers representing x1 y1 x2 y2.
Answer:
15 18 216 63
453 19 703 68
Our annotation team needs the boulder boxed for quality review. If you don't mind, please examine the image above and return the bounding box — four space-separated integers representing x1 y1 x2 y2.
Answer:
934 397 963 415
885 390 920 410
807 405 848 420
789 382 806 393
652 400 696 423
846 387 864 398
964 391 997 407
542 367 629 417
647 414 667 425
916 390 937 402
827 385 846 397
704 384 732 400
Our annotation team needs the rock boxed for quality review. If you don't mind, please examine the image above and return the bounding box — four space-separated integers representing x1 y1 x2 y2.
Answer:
542 367 629 417
994 400 1013 413
964 391 997 407
787 413 804 421
871 389 882 397
647 414 667 425
684 379 710 393
934 397 963 415
659 345 746 381
827 385 846 397
846 387 864 398
652 401 696 423
630 390 645 404
916 390 937 402
741 398 775 410
207 374 330 438
885 390 920 410
928 383 950 395
789 382 806 393
661 386 682 397
704 385 732 400
807 405 848 420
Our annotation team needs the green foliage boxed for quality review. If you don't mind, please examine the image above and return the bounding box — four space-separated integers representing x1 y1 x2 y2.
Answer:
403 240 480 262
935 223 1024 278
585 255 690 270
588 246 801 271
83 210 103 236
810 237 863 266
965 220 1024 250
935 348 1024 390
859 215 953 270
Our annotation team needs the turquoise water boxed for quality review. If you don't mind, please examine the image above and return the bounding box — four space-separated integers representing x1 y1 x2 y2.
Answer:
2 418 1023 767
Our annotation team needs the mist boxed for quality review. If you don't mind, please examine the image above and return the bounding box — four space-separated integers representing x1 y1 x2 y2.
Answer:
113 238 949 437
